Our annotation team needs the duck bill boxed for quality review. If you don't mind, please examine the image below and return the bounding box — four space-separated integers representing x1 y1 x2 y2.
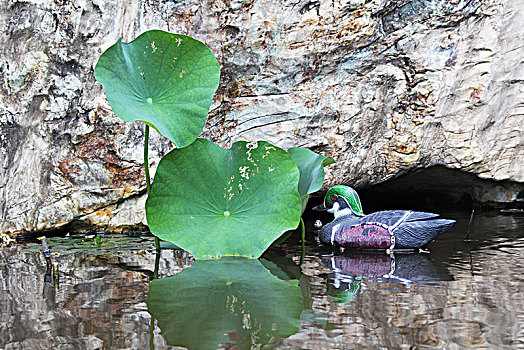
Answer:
312 203 327 212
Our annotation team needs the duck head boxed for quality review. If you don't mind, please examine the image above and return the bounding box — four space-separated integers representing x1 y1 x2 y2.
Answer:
323 185 364 219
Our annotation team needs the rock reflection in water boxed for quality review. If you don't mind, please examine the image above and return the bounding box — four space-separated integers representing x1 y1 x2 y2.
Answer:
0 211 522 349
0 236 190 350
0 249 146 349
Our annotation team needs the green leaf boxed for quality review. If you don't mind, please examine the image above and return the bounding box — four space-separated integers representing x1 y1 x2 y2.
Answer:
272 229 294 245
322 156 336 167
288 147 334 198
158 241 181 250
94 30 220 147
147 257 303 349
146 139 302 259
288 147 334 214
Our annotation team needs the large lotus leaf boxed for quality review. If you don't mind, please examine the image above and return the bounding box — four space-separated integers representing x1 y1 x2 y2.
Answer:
94 30 220 147
145 138 302 259
147 257 303 349
288 147 335 213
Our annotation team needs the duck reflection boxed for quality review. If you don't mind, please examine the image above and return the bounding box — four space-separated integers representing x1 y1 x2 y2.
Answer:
322 252 453 302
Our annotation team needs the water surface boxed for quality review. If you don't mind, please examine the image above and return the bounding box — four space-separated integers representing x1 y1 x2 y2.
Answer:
0 210 522 349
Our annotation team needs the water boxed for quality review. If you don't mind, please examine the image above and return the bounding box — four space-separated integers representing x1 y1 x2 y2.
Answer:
0 210 523 349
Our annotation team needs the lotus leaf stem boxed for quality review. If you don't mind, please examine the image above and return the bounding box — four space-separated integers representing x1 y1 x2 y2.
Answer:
465 209 475 241
300 217 305 266
144 124 160 251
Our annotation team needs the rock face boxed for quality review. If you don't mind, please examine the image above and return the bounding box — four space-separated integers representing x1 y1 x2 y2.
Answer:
1 0 523 235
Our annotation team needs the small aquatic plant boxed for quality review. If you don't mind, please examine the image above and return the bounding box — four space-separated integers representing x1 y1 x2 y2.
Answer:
95 30 333 259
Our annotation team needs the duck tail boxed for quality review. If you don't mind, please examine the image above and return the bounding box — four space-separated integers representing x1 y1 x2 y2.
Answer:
395 219 455 248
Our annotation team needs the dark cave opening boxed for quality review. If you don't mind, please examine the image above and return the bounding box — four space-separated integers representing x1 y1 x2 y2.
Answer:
310 165 523 214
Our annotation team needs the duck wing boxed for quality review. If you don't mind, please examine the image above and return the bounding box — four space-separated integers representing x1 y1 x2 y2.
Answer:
357 210 454 249
357 210 437 228
394 217 455 248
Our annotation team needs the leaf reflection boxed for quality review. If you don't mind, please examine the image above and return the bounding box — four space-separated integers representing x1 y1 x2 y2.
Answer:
147 257 304 349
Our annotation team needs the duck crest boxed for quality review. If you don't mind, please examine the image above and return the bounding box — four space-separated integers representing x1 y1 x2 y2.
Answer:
324 185 363 217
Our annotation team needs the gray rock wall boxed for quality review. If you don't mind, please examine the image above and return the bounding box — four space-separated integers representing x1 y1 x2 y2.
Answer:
1 0 523 235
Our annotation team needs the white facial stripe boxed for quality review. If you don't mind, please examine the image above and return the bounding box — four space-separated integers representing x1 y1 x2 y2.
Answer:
327 201 340 214
331 224 340 245
334 208 352 219
328 201 353 219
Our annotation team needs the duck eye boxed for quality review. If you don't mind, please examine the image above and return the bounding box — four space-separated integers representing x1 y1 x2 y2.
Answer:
331 194 337 201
